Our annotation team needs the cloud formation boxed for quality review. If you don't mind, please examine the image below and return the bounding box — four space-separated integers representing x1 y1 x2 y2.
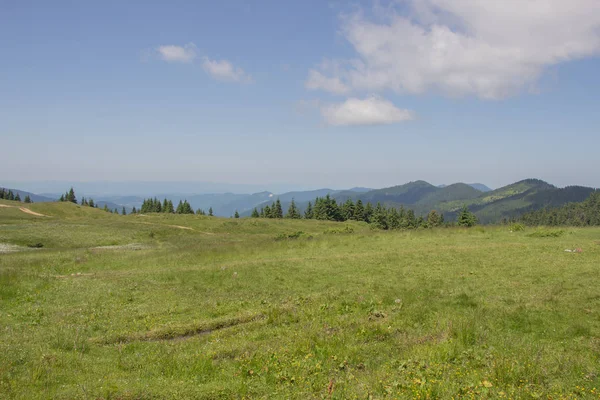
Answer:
202 57 253 83
156 43 197 63
309 0 600 99
321 96 415 126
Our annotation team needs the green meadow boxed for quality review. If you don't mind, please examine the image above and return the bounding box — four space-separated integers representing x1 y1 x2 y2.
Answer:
1 200 599 399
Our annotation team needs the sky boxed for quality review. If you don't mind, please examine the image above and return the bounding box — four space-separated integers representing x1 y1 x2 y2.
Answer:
1 0 600 193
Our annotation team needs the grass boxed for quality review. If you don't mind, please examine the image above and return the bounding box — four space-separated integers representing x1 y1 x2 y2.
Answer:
1 200 600 399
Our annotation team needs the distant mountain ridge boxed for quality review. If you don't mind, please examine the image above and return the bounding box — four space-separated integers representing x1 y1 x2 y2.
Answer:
3 179 596 222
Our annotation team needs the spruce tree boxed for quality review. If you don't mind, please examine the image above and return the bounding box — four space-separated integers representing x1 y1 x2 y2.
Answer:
208 207 213 217
264 205 271 218
388 207 400 229
364 202 374 223
14 193 21 202
114 208 118 214
7 190 15 201
132 206 137 214
372 202 388 229
304 201 313 219
341 199 355 221
251 208 260 218
176 200 184 214
285 199 301 219
67 187 77 203
24 195 32 203
354 199 365 221
122 207 127 215
89 198 95 207
259 207 265 218
274 199 283 218
426 210 441 227
103 204 109 212
59 194 65 202
457 205 477 227
234 210 240 218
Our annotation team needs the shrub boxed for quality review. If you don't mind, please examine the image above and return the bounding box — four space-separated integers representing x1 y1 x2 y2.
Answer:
509 223 525 232
527 229 565 238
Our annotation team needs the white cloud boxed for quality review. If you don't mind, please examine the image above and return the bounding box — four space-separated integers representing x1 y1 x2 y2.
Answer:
305 70 350 95
156 43 197 63
309 1 600 99
321 96 415 126
202 57 253 83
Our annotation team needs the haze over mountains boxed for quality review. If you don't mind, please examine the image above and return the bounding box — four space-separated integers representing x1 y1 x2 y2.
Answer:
3 179 597 223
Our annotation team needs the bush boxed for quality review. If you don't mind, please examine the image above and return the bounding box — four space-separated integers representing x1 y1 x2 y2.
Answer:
323 225 354 234
509 223 525 232
527 229 565 238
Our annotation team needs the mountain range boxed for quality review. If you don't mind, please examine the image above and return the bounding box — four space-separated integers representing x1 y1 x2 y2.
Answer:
3 180 596 223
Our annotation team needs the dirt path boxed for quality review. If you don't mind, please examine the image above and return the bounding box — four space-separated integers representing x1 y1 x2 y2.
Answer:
0 204 47 217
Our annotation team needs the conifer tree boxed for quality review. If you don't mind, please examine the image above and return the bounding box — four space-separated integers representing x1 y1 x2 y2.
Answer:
14 193 21 202
341 199 355 221
364 202 374 223
372 202 388 229
89 198 95 207
426 210 441 227
304 201 313 219
132 206 137 214
274 199 283 218
259 207 265 218
234 210 240 218
457 205 477 227
251 208 260 218
114 208 118 214
405 209 417 228
354 199 365 221
208 207 213 217
122 207 127 215
67 187 77 203
285 199 301 219
388 207 400 229
59 194 65 202
176 200 183 214
24 195 32 203
264 205 271 218
7 190 15 201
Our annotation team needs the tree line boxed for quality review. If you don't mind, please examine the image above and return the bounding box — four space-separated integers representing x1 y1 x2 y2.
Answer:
248 195 478 229
136 197 211 216
519 191 600 226
0 188 32 203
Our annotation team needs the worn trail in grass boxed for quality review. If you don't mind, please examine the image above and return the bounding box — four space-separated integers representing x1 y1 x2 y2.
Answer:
1 200 599 399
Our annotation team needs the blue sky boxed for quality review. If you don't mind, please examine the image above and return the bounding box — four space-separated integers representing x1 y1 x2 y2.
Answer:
2 0 599 192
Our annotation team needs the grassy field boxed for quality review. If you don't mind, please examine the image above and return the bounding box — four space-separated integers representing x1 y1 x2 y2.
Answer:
1 199 599 399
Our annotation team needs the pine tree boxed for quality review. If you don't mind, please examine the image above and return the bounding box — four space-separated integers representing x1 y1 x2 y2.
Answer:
7 190 15 201
364 202 374 223
24 195 32 203
234 210 240 218
59 194 65 202
251 208 260 218
286 199 301 219
176 200 184 214
426 210 441 227
259 207 265 218
457 205 477 227
264 205 271 218
372 202 388 229
208 207 213 217
67 187 77 203
388 207 400 229
354 199 365 221
14 193 21 202
304 201 313 219
341 199 355 221
89 198 95 208
132 206 137 214
122 207 127 215
274 199 283 218
166 200 175 214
